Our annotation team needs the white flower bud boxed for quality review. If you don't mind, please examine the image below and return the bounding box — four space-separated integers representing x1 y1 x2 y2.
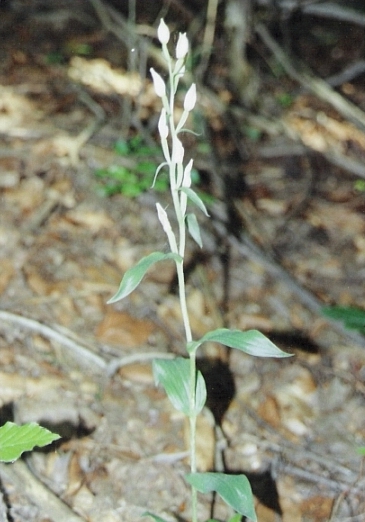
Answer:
156 202 170 232
157 19 170 44
184 83 196 112
176 32 189 59
182 159 193 187
172 137 184 164
150 68 166 98
158 108 169 140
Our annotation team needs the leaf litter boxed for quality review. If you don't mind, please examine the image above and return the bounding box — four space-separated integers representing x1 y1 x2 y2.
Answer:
0 4 365 522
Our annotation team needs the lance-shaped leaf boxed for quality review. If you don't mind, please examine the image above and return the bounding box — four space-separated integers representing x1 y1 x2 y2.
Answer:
186 213 202 248
0 422 60 463
322 305 365 332
188 329 292 358
185 472 256 522
108 252 182 304
179 187 209 216
153 358 206 416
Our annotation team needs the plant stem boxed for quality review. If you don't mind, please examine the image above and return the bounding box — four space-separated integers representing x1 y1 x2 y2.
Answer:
189 353 198 522
162 38 199 522
176 259 198 522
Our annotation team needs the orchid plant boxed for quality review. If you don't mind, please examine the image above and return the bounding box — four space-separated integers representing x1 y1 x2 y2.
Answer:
108 19 291 522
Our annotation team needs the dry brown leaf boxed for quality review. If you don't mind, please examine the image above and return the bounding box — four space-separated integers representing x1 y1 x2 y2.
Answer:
256 198 288 216
0 157 21 188
187 289 215 336
6 177 45 212
277 475 302 522
257 395 281 429
0 258 15 294
300 495 333 522
0 371 66 406
65 207 114 233
255 501 277 522
273 366 318 437
307 202 365 236
24 267 67 296
118 363 154 385
96 310 156 347
68 57 143 97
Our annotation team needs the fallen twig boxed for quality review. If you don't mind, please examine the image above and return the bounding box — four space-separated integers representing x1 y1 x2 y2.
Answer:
210 211 365 351
255 23 365 132
0 460 86 522
0 310 107 374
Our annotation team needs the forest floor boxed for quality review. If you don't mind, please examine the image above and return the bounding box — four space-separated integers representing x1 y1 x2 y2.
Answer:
1 2 365 521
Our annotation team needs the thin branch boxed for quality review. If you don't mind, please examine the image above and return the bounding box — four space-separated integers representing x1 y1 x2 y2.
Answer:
0 461 86 522
255 23 365 132
0 310 107 373
303 2 365 27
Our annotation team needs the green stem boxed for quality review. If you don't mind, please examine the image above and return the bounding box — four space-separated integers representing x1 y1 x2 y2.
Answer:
189 353 198 522
176 259 198 522
165 53 199 522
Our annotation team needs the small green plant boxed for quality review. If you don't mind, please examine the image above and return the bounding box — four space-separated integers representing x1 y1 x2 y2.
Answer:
108 19 291 522
0 422 60 463
322 305 365 333
94 137 166 197
94 136 211 202
354 179 365 193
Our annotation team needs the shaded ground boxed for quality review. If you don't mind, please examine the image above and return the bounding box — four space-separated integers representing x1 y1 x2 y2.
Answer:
1 2 365 521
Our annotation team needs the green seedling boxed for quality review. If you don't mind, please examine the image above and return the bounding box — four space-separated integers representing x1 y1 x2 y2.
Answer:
108 19 291 522
94 136 164 197
0 422 60 463
354 179 365 193
95 136 211 202
322 305 365 333
276 92 294 108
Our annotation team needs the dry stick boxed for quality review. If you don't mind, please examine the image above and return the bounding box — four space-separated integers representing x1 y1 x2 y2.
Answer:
89 0 166 71
326 60 365 88
196 0 219 79
255 23 365 132
0 310 173 377
303 1 365 27
0 310 107 373
210 216 365 351
244 412 363 495
0 460 86 522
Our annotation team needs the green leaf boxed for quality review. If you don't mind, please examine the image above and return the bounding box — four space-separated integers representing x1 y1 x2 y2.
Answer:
179 187 209 216
152 162 168 189
153 358 206 416
357 446 365 456
114 139 130 155
322 306 365 332
185 472 256 522
108 252 182 304
189 329 292 358
186 213 202 248
0 422 60 463
143 512 170 522
138 161 156 175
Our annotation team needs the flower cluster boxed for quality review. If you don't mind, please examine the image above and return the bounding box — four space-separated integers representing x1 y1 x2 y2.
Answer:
150 19 205 254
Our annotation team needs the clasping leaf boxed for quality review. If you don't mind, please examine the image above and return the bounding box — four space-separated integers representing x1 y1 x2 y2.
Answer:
188 329 292 358
153 358 206 416
108 252 182 304
185 472 257 521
